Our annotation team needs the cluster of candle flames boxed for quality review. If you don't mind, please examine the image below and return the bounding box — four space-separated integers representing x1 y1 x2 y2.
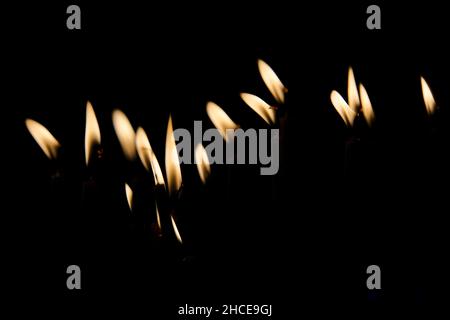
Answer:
25 61 437 244
330 69 437 128
24 59 287 245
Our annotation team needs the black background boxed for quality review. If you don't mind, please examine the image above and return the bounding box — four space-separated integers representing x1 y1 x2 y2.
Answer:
3 1 450 317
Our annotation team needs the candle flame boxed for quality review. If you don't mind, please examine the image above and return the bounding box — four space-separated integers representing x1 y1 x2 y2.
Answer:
421 76 437 116
165 115 182 196
206 101 238 141
112 109 136 161
257 59 287 104
25 119 61 159
195 144 211 184
240 93 276 125
359 83 375 127
170 214 183 244
125 183 133 211
330 90 356 127
155 202 162 231
348 67 360 112
85 101 101 166
136 127 165 186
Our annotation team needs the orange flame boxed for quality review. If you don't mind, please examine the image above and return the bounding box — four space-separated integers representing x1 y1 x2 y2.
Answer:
170 214 183 244
165 115 182 196
347 67 360 112
85 101 101 166
155 202 162 232
257 59 287 104
206 101 238 141
240 93 276 125
125 183 133 211
421 76 437 116
195 144 211 184
112 109 136 161
25 119 61 159
359 83 375 127
330 90 356 127
136 127 165 186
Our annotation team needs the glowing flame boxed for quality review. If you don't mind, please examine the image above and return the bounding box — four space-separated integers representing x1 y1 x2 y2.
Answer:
136 127 165 186
330 90 356 127
125 183 133 211
359 84 375 127
421 76 437 116
257 59 287 104
347 67 360 112
240 93 276 125
155 202 162 231
85 101 101 166
195 144 211 184
112 109 136 161
170 214 183 244
25 119 61 159
165 115 182 196
206 101 238 141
